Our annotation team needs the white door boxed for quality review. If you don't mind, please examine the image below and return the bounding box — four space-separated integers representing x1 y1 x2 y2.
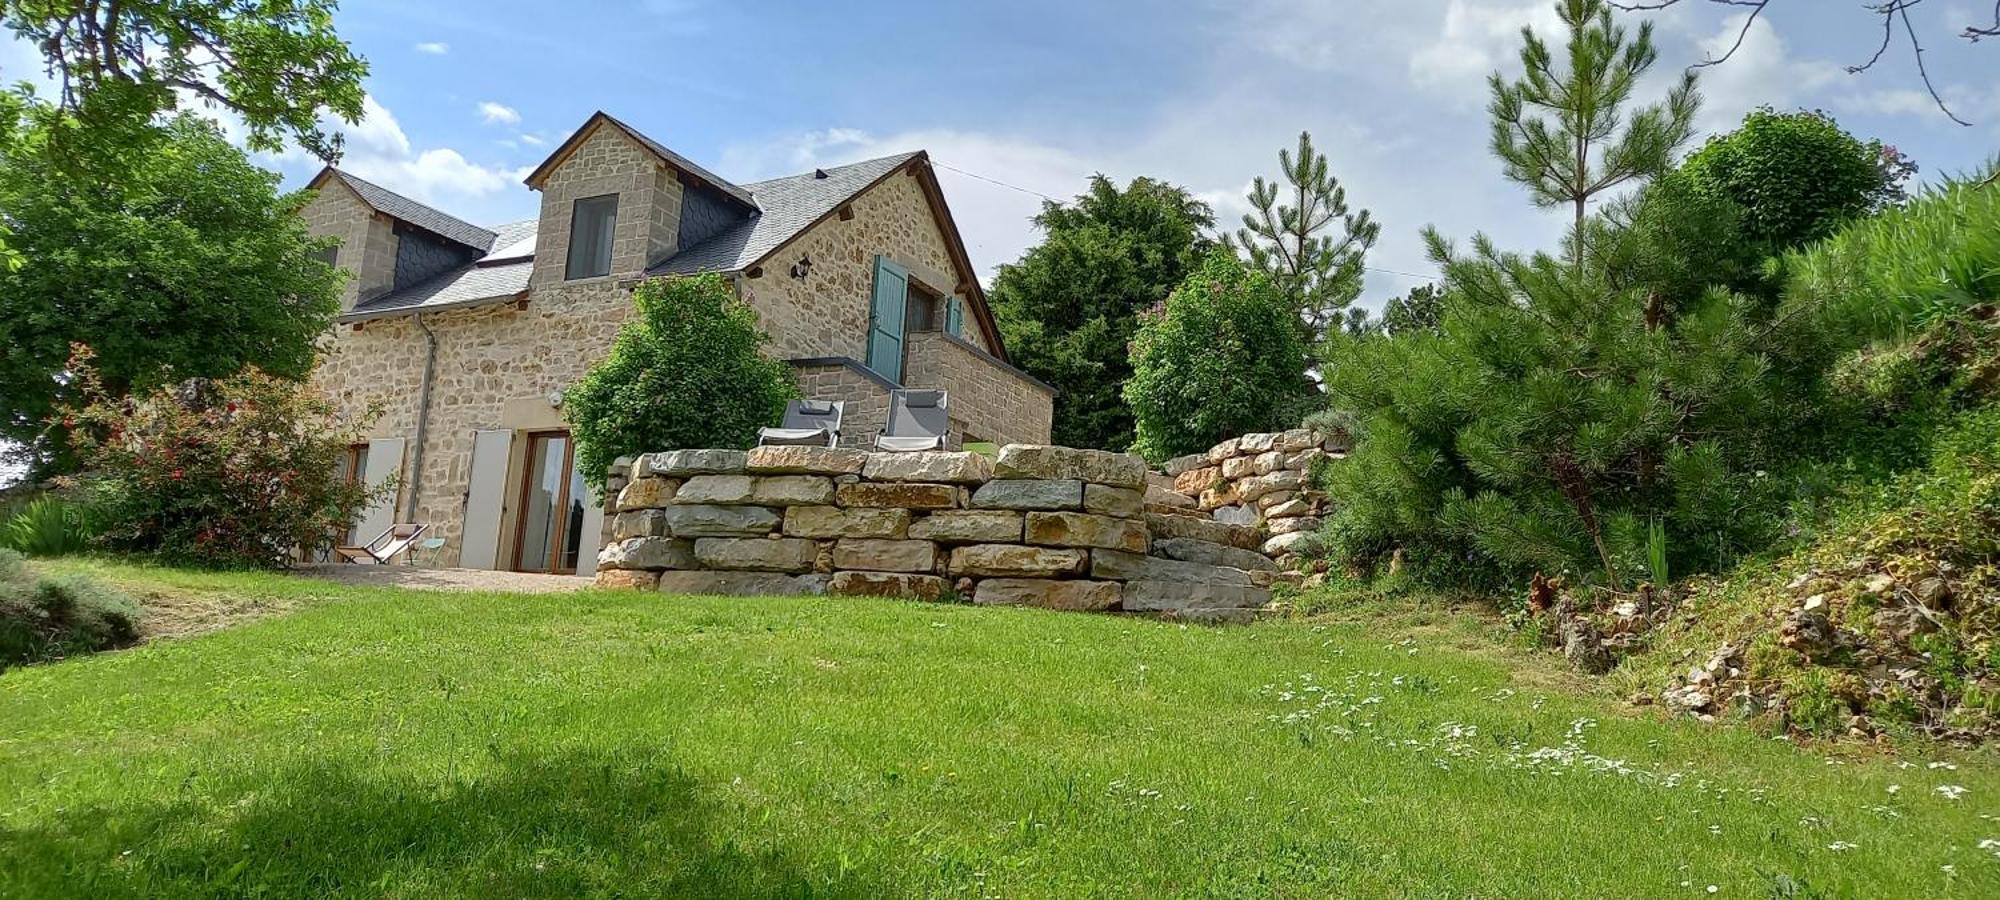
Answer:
573 459 605 577
460 429 514 570
355 437 407 544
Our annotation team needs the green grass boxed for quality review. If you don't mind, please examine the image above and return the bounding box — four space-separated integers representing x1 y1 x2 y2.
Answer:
3 561 1997 897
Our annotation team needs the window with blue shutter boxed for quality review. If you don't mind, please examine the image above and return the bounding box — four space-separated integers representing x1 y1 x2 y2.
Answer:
867 256 909 383
943 297 964 337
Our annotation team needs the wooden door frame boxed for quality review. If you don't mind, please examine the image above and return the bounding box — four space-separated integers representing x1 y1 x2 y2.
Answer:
510 429 580 575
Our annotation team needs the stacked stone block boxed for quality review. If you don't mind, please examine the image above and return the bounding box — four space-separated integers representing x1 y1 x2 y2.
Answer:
1157 428 1347 569
596 443 1273 623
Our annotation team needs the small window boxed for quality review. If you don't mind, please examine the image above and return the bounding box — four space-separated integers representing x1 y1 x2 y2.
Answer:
312 245 340 267
565 194 619 280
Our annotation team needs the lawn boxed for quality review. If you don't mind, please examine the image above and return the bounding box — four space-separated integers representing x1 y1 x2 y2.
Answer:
2 560 1996 897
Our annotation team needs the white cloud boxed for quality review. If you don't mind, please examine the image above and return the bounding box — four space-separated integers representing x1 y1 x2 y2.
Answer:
414 41 451 56
307 96 521 203
1677 13 1843 134
1410 1 1562 97
519 133 546 146
478 101 521 126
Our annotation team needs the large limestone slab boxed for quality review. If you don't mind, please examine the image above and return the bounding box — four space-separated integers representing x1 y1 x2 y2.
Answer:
1262 531 1313 556
1267 516 1322 536
1204 437 1241 464
832 538 939 573
1221 455 1258 480
836 482 959 509
746 445 868 476
947 544 1088 578
749 475 836 507
1264 497 1313 519
597 536 695 571
971 479 1083 511
862 451 993 484
1151 537 1279 573
673 474 756 505
1163 453 1210 477
611 509 669 540
1144 485 1197 511
1252 450 1287 476
1122 580 1271 613
1238 433 1278 454
1024 512 1149 553
616 476 680 511
974 578 1122 611
638 449 747 478
992 445 1147 488
828 571 950 601
1273 429 1319 453
693 537 819 573
662 505 781 537
1145 512 1263 551
1212 505 1260 527
656 571 828 597
782 505 910 539
1090 549 1254 585
908 510 1022 543
1173 466 1222 497
1082 484 1145 518
1237 471 1304 503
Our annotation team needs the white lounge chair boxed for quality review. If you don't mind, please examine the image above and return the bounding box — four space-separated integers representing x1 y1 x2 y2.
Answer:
758 399 845 448
335 523 430 565
875 390 950 452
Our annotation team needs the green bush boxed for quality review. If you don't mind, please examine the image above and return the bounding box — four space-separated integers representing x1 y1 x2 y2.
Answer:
565 273 799 494
2 496 95 556
0 549 140 669
67 350 382 569
1678 108 1908 254
1125 251 1308 462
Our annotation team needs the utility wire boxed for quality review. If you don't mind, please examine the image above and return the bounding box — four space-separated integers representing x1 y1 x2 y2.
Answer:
930 156 1440 283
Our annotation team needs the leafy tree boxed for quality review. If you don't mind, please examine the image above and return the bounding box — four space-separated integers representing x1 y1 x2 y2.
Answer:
1225 131 1380 343
565 274 798 494
1126 252 1307 462
66 350 381 569
1490 0 1699 227
1 0 367 161
1379 283 1444 335
988 176 1214 451
1678 108 1912 253
0 111 343 476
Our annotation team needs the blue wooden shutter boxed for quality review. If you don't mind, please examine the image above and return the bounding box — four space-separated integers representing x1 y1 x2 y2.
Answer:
867 256 909 383
944 297 964 337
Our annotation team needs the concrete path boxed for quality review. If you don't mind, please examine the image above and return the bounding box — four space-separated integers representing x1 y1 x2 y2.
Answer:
294 564 594 594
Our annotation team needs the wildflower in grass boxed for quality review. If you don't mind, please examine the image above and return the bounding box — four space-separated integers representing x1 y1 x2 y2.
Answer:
1826 841 1857 851
1936 785 1968 800
1887 784 1901 794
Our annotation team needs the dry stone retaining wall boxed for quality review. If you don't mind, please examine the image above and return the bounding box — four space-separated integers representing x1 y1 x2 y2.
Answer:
1155 428 1347 572
595 444 1272 623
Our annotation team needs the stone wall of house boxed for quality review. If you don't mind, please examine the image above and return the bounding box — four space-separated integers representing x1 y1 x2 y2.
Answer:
740 166 994 360
903 333 1054 447
594 444 1273 623
312 287 634 564
530 125 682 289
790 359 895 449
1156 428 1349 571
301 178 398 310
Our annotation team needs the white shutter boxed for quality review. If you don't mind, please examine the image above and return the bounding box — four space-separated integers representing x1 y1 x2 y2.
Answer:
572 461 606 578
356 437 406 543
459 429 514 570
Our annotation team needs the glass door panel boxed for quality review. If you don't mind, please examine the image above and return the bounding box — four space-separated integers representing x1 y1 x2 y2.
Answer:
515 433 580 574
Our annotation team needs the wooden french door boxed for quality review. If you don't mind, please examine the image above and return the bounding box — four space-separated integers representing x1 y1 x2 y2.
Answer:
512 430 587 574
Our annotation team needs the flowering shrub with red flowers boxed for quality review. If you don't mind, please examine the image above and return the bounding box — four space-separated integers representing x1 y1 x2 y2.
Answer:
62 348 385 569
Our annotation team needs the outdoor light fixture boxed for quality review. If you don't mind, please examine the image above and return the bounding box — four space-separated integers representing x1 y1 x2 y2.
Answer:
790 254 813 280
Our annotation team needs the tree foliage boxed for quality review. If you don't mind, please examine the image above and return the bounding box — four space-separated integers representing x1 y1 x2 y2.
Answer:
66 351 381 569
1378 283 1444 336
988 176 1214 451
1 0 367 161
0 110 343 476
1489 0 1699 226
1126 252 1308 463
1225 131 1380 342
564 274 798 494
1677 108 1912 253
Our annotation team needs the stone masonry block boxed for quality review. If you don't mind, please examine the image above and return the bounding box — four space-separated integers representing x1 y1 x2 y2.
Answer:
782 505 911 539
971 479 1083 511
1024 512 1149 553
746 445 869 475
946 544 1088 578
831 538 939 573
992 445 1147 488
862 451 993 484
974 578 1121 611
693 537 819 573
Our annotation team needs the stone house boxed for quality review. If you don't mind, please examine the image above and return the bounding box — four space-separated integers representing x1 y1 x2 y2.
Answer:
304 111 1053 576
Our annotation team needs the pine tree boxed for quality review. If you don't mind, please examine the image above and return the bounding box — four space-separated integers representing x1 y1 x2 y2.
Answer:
1226 131 1380 343
1488 0 1699 227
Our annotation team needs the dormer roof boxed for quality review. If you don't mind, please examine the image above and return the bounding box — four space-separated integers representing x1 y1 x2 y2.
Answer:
306 167 499 253
521 111 758 210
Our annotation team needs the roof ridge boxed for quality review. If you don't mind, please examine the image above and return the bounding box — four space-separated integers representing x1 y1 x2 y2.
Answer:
740 151 922 190
322 167 499 251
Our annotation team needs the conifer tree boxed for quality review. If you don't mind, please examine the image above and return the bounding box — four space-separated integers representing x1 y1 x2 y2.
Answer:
1226 131 1380 343
1489 0 1699 227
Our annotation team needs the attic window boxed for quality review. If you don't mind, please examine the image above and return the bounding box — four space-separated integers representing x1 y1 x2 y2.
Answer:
565 194 619 280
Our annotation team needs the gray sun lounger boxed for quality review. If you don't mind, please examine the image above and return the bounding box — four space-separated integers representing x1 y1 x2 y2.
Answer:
758 399 845 448
875 390 950 452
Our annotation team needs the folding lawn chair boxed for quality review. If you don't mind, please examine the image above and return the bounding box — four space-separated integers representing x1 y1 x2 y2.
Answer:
874 390 950 452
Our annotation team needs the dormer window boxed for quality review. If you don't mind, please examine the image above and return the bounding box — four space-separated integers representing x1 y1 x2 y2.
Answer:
565 194 619 280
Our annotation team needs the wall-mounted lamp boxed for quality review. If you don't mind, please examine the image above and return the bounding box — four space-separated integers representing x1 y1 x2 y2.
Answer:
790 254 813 280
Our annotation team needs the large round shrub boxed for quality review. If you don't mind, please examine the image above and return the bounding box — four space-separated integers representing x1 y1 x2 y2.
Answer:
1677 108 1906 252
565 273 798 494
1124 251 1308 462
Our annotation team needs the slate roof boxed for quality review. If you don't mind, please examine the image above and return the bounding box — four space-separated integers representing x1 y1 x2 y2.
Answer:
598 113 758 209
323 169 499 252
649 152 920 277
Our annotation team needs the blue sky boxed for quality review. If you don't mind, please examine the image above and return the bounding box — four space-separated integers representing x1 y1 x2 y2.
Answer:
4 0 1997 309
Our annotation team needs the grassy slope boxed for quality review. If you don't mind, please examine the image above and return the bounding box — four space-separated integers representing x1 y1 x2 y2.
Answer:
2 562 1997 897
